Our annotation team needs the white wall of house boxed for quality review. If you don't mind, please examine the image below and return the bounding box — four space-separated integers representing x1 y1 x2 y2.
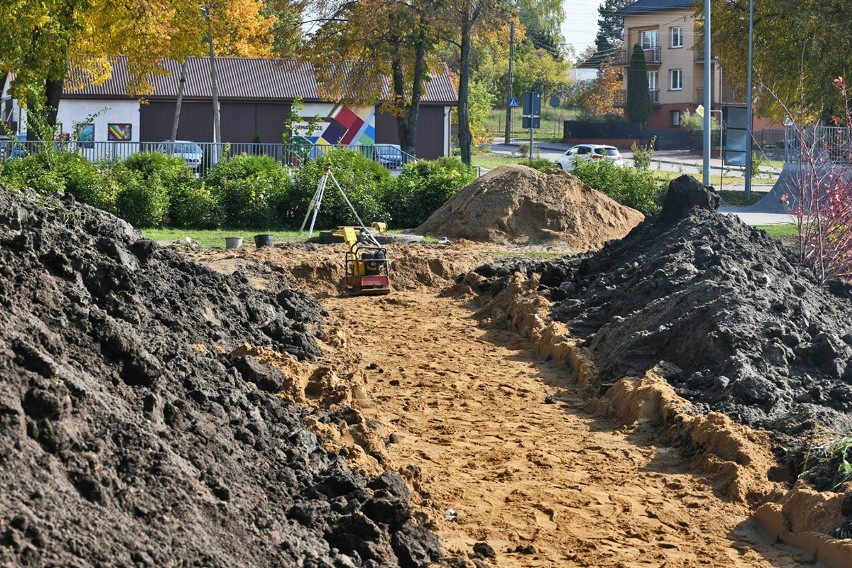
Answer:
56 99 140 142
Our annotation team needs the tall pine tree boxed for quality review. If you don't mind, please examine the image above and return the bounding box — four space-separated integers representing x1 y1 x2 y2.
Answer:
594 0 632 56
626 43 651 127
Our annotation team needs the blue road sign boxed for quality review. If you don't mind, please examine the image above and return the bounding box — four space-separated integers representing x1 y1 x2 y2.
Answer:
508 97 519 108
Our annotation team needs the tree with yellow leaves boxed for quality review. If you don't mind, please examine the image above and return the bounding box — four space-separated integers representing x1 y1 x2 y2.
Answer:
0 0 278 137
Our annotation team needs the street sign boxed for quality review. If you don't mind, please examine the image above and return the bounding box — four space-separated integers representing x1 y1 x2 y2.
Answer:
725 107 748 166
508 97 519 108
549 95 561 108
522 91 541 129
696 104 705 118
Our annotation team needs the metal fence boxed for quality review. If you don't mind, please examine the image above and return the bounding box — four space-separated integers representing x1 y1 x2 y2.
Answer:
0 139 418 174
785 125 852 164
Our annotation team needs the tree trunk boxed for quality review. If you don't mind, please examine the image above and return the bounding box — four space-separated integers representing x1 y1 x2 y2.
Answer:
27 78 64 141
170 59 188 148
391 26 428 156
458 13 473 165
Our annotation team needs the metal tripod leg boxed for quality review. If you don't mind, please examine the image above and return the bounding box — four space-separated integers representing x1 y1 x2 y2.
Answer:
300 172 329 238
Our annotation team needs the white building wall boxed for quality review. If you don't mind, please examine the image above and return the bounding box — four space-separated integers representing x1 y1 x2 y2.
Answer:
56 99 140 142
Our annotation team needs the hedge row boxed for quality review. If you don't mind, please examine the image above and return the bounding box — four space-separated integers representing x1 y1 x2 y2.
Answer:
0 149 477 230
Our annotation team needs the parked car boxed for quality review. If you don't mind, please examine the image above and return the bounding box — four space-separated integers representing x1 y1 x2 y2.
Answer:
556 144 624 171
156 140 203 170
373 144 404 169
0 134 28 159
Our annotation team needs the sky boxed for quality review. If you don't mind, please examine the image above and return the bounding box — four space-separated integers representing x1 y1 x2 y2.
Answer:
561 0 604 57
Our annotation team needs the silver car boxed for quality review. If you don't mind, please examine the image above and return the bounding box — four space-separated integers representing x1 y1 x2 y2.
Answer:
156 140 203 170
556 144 624 171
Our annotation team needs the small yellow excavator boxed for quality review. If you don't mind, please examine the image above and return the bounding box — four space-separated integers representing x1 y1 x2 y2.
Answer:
333 223 391 295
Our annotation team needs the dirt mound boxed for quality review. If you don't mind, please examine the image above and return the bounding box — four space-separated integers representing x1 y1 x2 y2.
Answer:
189 241 495 296
474 175 852 439
415 165 644 249
0 188 440 566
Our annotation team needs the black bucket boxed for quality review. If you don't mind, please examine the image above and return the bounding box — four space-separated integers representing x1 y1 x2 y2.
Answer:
254 234 273 248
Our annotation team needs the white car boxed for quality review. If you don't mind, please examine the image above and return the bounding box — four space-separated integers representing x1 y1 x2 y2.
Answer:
556 144 624 171
156 140 203 170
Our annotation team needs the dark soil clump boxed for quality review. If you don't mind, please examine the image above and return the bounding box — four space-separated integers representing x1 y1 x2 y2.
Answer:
478 176 852 439
0 188 440 566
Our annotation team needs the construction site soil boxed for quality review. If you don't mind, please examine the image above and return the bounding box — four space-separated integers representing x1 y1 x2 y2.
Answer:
4 168 852 567
0 188 440 567
415 165 644 249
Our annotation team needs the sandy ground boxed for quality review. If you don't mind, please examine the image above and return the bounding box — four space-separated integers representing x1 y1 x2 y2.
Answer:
191 242 817 567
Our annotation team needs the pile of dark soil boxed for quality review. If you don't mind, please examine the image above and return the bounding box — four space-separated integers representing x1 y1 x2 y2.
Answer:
0 188 440 566
476 176 852 439
415 165 643 249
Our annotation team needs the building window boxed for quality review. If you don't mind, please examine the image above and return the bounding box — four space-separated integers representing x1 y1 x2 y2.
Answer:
640 29 658 50
671 27 683 48
669 68 683 91
671 110 681 127
648 71 658 91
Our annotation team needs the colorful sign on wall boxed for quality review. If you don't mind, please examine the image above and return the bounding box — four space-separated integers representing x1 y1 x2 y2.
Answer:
294 105 375 148
108 123 132 141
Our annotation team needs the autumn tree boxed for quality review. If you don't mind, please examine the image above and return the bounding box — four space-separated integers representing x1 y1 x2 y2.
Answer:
626 43 650 127
514 0 567 57
578 57 622 117
0 0 276 138
711 0 852 122
446 0 506 165
302 0 445 155
511 40 570 100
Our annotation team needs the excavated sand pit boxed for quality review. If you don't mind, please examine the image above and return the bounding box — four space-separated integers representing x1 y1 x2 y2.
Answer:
5 166 852 566
415 165 644 250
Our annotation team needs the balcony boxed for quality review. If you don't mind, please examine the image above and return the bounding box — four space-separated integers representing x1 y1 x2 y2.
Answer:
615 89 661 107
620 46 661 66
696 83 745 105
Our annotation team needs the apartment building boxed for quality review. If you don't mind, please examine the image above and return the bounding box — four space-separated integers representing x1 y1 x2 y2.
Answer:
615 0 730 131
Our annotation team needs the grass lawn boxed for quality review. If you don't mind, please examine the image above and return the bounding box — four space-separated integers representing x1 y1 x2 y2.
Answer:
142 228 307 249
757 223 798 239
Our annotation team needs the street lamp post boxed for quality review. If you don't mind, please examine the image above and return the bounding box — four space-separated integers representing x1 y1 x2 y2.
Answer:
702 0 711 187
201 5 221 164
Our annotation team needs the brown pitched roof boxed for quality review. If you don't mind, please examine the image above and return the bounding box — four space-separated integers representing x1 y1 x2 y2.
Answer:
64 57 458 105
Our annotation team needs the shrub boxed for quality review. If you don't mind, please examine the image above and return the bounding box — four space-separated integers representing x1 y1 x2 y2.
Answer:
572 158 664 215
0 151 119 212
113 165 169 227
385 157 475 228
123 151 195 191
520 158 557 172
168 183 222 229
289 149 392 229
0 153 59 193
205 154 290 228
631 135 656 170
55 152 120 213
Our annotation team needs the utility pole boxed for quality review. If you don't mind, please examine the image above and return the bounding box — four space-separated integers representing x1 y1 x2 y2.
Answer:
702 0 711 187
202 5 221 164
744 0 754 199
504 20 515 144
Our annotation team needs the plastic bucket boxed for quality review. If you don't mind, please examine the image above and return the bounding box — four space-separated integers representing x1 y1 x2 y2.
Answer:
254 234 273 248
225 236 243 250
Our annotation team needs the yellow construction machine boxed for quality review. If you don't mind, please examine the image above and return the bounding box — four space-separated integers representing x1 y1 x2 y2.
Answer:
300 163 391 295
333 223 391 295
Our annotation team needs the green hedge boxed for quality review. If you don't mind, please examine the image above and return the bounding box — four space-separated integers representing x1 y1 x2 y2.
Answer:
385 157 475 228
571 159 665 215
206 154 290 228
0 148 483 230
290 149 392 228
